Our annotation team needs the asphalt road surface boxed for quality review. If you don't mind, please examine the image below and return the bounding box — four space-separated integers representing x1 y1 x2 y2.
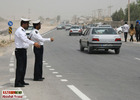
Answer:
1 29 140 100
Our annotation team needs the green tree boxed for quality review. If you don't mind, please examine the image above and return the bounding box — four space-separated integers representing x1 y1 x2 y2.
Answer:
112 11 119 21
118 8 124 21
112 8 124 21
112 2 140 21
124 2 140 21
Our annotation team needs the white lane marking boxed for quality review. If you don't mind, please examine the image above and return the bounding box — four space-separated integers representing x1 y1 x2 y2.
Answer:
10 78 15 83
46 66 51 68
44 63 48 65
9 63 14 67
56 75 62 78
67 85 91 100
61 79 68 82
12 51 15 56
53 72 59 74
9 68 15 72
32 45 33 52
135 57 140 61
49 69 55 71
43 61 46 63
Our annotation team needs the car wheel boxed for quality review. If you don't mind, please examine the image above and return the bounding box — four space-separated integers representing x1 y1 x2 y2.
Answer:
80 43 84 51
115 48 120 54
118 31 122 34
69 33 71 36
88 46 92 54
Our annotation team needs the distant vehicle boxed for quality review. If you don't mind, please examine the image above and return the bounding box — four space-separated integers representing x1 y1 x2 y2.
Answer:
61 24 65 29
87 24 96 28
57 25 63 30
79 27 122 54
69 25 82 36
26 26 33 38
97 25 112 28
65 24 71 31
115 26 123 34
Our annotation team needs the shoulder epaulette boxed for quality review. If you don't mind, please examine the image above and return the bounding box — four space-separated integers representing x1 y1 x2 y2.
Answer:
35 31 38 34
22 29 25 32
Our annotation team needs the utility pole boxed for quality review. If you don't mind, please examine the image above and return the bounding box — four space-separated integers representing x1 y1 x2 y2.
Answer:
108 6 113 17
98 9 103 20
104 9 106 18
128 0 130 26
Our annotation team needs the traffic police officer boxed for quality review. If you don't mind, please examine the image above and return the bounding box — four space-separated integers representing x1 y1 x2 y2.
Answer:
30 20 54 81
15 18 40 87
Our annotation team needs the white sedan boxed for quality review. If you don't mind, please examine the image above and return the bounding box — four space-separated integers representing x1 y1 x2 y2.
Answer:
115 26 123 34
79 27 122 54
69 25 82 36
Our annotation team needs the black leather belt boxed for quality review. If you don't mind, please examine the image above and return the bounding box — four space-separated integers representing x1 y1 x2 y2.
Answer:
15 48 27 50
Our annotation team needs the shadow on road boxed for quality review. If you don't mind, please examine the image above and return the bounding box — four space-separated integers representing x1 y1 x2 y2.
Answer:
25 78 34 81
78 49 116 55
2 83 14 87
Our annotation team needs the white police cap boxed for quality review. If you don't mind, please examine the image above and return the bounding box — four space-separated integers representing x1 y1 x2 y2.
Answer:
32 20 41 24
21 18 31 22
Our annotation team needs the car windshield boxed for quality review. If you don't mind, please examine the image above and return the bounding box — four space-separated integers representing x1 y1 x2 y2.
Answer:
92 28 117 34
71 26 80 29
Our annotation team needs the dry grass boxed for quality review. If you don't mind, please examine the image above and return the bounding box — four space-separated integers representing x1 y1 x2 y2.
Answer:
0 39 14 47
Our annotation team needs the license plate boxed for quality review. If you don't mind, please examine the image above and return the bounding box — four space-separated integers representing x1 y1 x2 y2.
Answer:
102 44 113 46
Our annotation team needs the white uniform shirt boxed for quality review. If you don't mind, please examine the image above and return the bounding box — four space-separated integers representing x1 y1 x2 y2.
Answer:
15 27 34 48
123 24 129 33
30 29 51 45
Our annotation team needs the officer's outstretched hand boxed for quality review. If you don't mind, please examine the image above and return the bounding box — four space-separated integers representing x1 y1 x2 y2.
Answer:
51 38 54 42
34 42 40 48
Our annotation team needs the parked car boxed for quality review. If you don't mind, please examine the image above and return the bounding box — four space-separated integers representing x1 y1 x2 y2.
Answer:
115 26 123 34
87 24 96 28
65 24 71 31
79 27 122 54
57 25 63 30
69 25 82 36
97 25 112 28
25 26 33 38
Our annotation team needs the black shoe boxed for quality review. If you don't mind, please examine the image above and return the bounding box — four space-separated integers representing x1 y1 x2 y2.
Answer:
41 77 45 80
33 79 43 81
22 82 29 85
15 83 25 87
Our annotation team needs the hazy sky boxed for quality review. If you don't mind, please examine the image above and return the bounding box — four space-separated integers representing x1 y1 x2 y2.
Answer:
0 0 136 20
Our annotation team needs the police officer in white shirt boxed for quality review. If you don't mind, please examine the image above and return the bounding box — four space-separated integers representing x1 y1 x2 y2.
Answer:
15 18 40 87
30 20 54 81
123 22 129 42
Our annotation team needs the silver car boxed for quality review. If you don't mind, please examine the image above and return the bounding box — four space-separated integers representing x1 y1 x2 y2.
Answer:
69 25 82 36
97 25 112 28
79 27 122 54
57 25 63 30
65 24 71 31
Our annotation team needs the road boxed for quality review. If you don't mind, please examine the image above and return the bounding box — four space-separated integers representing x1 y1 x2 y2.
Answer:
1 29 140 100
